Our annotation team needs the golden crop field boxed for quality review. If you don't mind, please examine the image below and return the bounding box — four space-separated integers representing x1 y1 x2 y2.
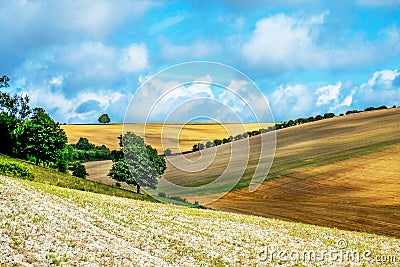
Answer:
61 123 272 152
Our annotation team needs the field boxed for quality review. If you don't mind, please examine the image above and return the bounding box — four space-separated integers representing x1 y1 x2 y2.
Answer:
162 108 400 237
1 175 399 266
62 123 271 152
66 108 400 238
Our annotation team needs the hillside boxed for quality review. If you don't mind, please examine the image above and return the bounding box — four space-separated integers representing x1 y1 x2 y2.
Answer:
1 175 399 266
163 108 400 237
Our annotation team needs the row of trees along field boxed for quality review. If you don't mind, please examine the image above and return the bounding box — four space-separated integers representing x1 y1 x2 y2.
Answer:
188 105 396 153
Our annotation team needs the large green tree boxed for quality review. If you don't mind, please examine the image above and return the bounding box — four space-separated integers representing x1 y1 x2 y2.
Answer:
13 107 67 165
109 132 166 194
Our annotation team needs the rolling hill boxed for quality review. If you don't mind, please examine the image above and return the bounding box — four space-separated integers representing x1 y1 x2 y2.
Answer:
1 175 399 266
162 108 400 237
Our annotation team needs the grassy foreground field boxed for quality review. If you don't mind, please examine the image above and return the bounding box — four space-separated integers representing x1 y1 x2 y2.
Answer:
163 108 400 237
1 175 399 266
62 123 271 152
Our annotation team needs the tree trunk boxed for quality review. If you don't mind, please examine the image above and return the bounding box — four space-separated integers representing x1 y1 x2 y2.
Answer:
136 184 140 194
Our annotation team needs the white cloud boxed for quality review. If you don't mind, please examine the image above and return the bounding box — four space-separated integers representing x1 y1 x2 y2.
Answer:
241 13 327 71
120 43 149 73
241 13 400 72
315 82 342 106
354 69 400 107
270 84 315 119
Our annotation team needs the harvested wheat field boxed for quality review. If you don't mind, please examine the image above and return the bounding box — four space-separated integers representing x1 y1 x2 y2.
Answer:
163 108 400 237
62 123 270 152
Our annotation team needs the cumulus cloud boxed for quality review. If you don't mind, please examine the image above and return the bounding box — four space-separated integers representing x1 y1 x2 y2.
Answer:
315 82 342 106
120 44 150 73
241 12 400 72
354 69 400 107
242 13 327 71
270 84 315 120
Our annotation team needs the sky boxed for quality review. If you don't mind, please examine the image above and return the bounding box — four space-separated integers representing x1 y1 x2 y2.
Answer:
1 0 400 123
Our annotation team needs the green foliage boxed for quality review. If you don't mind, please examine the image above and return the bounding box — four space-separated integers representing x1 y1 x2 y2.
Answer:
71 163 88 179
0 160 34 180
13 108 67 166
346 110 360 115
98 113 110 124
111 149 124 162
74 137 95 150
108 159 132 183
146 145 166 175
68 138 112 162
109 132 166 193
314 114 323 120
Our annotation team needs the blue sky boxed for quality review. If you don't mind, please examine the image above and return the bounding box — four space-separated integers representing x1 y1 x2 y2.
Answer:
1 0 400 123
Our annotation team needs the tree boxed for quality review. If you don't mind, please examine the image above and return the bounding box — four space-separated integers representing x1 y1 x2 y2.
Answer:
323 112 335 119
98 113 110 124
74 137 95 150
109 132 166 194
71 162 88 178
314 115 323 121
13 108 67 165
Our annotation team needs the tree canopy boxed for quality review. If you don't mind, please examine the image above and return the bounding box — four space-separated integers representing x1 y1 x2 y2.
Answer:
109 132 166 194
98 113 111 124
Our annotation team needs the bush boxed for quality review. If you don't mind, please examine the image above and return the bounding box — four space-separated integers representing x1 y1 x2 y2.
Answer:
158 192 167 197
0 160 34 180
164 149 172 156
71 163 88 178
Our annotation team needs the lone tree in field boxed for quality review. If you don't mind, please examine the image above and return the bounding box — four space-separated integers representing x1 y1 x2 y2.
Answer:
98 113 110 124
108 132 166 194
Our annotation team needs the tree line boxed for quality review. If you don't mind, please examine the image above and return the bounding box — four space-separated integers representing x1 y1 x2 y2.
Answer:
183 104 397 153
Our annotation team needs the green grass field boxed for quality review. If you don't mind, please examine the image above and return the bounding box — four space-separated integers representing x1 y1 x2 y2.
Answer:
0 154 154 202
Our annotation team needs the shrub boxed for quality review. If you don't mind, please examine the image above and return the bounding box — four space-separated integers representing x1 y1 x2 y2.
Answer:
158 192 167 197
0 160 34 180
164 149 172 156
71 163 88 179
170 196 188 203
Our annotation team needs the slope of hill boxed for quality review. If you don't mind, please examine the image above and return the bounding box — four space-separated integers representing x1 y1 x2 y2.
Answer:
1 176 399 266
163 108 400 237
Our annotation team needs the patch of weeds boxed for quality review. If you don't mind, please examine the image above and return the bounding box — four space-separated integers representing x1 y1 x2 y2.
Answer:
11 237 21 246
46 253 60 266
68 241 77 248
